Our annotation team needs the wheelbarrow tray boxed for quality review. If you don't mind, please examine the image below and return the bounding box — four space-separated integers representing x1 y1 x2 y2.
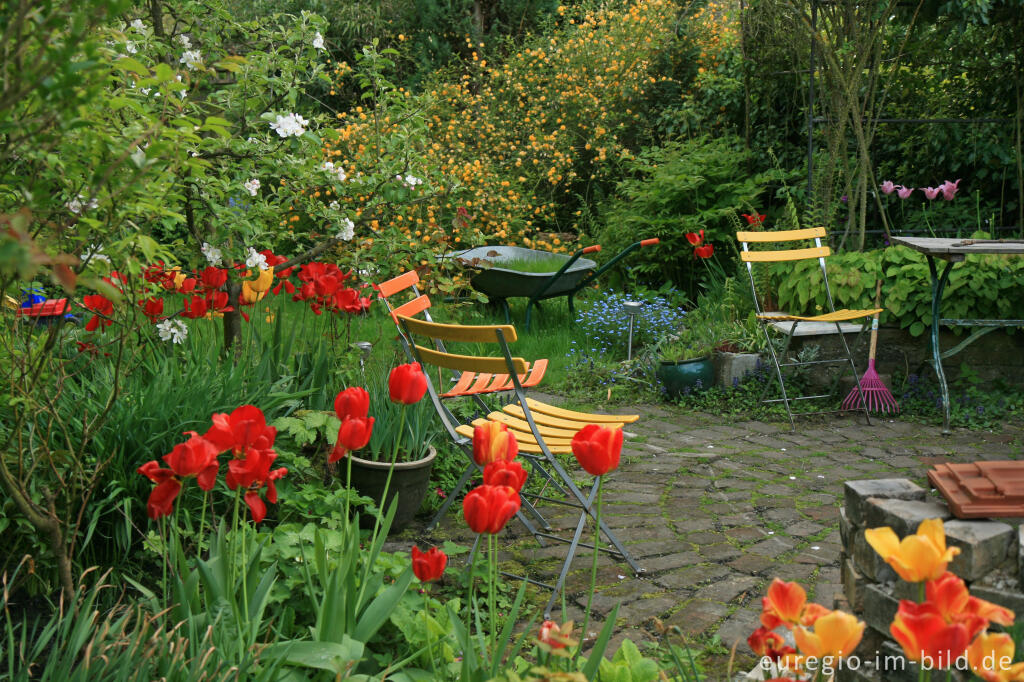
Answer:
454 246 596 300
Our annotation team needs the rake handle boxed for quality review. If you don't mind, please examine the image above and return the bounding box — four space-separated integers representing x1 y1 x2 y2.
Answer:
869 280 882 362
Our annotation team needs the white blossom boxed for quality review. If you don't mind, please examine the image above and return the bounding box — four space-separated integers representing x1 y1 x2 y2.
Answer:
201 242 223 266
312 32 325 50
175 74 186 99
176 34 192 48
269 113 309 138
247 136 257 144
83 244 111 265
124 41 138 54
404 174 423 187
67 193 98 215
336 218 355 242
246 247 269 270
328 200 340 211
130 19 145 31
157 319 188 344
179 49 202 70
244 178 261 196
322 161 346 182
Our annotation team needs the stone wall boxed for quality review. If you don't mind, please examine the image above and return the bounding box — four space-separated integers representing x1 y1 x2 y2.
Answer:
837 478 1021 681
788 326 1024 389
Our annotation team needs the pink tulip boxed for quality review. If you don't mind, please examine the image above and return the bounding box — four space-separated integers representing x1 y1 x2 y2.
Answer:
896 186 914 199
939 179 961 201
922 187 941 200
880 180 896 195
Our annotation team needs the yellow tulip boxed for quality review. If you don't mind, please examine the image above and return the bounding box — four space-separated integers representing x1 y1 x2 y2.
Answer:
241 280 265 304
968 632 1024 682
247 266 274 293
865 518 960 583
793 609 864 660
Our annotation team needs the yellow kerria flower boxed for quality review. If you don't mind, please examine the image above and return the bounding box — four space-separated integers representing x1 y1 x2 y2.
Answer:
864 518 960 583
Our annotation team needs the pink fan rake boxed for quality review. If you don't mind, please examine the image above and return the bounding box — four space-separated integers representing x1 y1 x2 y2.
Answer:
842 281 899 414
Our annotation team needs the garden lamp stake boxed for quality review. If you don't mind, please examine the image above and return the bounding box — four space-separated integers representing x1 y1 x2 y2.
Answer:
622 301 643 361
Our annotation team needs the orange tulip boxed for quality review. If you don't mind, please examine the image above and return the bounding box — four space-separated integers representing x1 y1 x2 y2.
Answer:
927 571 1013 638
472 421 518 466
747 626 795 662
241 280 267 304
890 599 971 667
864 518 960 582
537 620 577 651
968 632 1024 682
792 610 864 660
761 579 828 630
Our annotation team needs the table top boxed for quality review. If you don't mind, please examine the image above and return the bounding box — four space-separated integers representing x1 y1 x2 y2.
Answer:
891 236 1024 258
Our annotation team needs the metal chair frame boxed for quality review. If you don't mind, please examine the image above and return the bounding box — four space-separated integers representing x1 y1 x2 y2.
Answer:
738 227 879 429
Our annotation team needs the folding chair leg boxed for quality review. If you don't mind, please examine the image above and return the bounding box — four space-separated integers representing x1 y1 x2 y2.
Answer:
427 463 475 530
544 484 599 620
760 320 796 430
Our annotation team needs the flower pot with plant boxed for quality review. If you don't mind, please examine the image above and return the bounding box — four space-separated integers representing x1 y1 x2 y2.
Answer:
655 331 715 399
331 362 436 534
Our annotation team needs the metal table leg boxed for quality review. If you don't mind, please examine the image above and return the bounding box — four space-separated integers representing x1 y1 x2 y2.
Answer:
926 256 955 434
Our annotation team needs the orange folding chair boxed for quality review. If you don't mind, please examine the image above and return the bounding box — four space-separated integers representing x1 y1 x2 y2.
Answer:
376 270 548 398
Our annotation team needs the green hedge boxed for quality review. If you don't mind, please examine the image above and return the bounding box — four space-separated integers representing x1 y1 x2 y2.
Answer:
768 241 1024 337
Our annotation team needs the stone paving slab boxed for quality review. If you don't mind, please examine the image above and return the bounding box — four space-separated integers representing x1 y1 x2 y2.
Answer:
405 400 1024 677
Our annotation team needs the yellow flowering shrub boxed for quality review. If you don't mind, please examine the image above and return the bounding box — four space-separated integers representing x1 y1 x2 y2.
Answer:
322 0 680 256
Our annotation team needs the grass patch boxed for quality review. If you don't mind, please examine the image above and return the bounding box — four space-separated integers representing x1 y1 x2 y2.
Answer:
483 254 576 274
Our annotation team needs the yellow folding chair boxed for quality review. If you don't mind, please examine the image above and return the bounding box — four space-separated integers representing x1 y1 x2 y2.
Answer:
396 314 645 618
737 227 882 428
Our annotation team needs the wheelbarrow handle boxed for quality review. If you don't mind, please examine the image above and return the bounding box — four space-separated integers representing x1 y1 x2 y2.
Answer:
640 238 659 247
582 245 602 254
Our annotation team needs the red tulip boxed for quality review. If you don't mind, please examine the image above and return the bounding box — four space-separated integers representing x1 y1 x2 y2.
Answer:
483 460 528 492
411 545 447 582
571 424 622 476
140 297 164 322
206 290 230 312
890 599 971 666
83 294 114 331
694 243 714 259
163 432 220 490
137 460 181 520
334 386 370 421
685 230 704 246
330 416 375 463
747 626 796 662
388 363 428 404
463 484 520 534
182 295 208 319
538 620 575 650
742 213 766 226
204 405 276 457
473 421 519 466
199 266 227 291
225 447 287 523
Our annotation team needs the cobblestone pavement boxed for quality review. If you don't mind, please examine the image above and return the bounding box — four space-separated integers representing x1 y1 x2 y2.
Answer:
407 396 1024 677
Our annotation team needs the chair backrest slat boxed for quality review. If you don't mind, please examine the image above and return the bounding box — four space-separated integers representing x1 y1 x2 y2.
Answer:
740 246 830 262
413 344 529 375
736 227 826 243
390 294 431 323
377 270 420 298
398 315 519 344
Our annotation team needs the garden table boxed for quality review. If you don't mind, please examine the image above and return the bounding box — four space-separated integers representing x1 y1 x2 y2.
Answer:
889 236 1024 433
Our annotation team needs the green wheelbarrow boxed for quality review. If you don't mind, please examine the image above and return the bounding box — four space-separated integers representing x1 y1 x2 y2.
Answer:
453 238 660 329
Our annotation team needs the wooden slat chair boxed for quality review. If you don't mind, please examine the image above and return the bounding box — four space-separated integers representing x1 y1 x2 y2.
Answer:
376 271 548 399
396 314 645 618
737 227 883 428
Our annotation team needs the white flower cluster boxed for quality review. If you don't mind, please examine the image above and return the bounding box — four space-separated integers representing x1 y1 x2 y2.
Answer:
130 19 146 31
67 194 98 214
201 242 223 266
322 161 347 182
179 49 202 70
157 319 188 344
397 174 423 188
246 247 269 270
83 243 111 265
336 218 355 242
328 200 340 211
269 113 309 138
244 178 261 196
313 32 325 51
176 35 191 48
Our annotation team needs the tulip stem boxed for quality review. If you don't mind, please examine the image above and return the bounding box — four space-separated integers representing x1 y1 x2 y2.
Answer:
917 581 926 604
369 404 406 546
579 476 603 661
423 585 437 677
197 490 209 556
489 533 497 656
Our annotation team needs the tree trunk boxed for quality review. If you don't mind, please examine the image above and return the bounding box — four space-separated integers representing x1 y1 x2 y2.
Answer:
223 279 242 355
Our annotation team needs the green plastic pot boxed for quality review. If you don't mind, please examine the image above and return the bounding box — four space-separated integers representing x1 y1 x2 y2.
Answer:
657 357 714 399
